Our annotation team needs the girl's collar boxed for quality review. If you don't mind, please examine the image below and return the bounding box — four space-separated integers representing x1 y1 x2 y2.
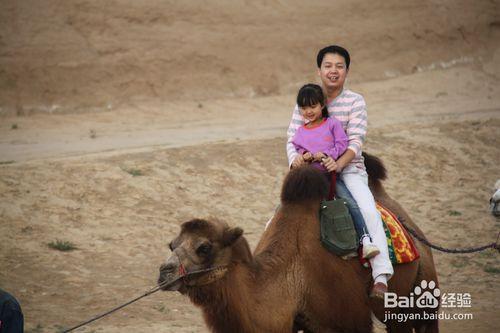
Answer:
304 118 327 129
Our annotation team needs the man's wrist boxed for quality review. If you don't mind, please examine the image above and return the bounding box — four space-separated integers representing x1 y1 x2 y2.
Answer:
336 160 346 172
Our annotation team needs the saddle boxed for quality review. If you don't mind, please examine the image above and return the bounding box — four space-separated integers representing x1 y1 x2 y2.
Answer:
319 172 358 256
319 173 419 265
373 202 420 265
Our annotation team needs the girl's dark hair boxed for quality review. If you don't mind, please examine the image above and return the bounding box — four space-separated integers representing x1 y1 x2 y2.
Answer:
296 84 329 118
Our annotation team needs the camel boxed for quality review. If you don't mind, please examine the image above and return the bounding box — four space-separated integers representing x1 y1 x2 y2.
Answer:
490 179 500 217
157 153 439 333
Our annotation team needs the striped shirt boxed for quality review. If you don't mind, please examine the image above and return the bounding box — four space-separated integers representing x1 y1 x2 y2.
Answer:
286 89 367 171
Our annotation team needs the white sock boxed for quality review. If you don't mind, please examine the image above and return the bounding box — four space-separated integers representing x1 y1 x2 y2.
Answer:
374 274 388 286
361 235 372 246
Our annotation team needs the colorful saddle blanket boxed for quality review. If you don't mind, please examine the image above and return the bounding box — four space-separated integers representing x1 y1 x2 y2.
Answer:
365 203 420 265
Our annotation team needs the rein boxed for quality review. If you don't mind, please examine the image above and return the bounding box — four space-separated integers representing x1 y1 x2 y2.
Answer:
328 171 337 200
61 266 226 333
398 217 500 254
180 263 228 286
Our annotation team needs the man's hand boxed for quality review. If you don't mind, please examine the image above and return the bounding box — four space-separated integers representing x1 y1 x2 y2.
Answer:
303 152 313 162
321 156 338 172
334 149 355 173
291 155 306 169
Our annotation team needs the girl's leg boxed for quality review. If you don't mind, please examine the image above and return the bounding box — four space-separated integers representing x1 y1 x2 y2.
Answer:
340 169 394 284
336 178 380 259
335 178 369 241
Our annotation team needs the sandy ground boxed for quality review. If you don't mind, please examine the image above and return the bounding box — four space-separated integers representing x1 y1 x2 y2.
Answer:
1 1 500 332
1 65 499 332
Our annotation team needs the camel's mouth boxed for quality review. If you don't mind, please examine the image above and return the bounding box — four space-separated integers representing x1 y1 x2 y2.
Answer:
158 264 229 293
157 270 183 292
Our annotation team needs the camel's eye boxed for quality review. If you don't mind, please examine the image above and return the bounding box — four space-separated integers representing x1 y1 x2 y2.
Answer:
196 243 212 257
168 242 174 251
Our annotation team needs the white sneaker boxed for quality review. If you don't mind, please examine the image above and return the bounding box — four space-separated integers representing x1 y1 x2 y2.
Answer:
362 238 380 259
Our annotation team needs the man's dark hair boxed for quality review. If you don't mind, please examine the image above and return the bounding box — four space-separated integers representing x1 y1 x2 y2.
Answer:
316 45 350 69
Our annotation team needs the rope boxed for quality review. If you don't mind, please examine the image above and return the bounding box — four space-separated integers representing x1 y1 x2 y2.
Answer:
398 217 500 254
61 217 498 332
328 172 336 200
61 266 223 333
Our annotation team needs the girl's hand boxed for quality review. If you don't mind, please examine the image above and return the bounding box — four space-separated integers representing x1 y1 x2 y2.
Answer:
291 155 305 169
303 152 313 162
321 156 338 172
313 152 326 161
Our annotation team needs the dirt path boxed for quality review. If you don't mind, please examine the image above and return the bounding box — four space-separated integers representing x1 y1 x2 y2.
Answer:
1 65 499 163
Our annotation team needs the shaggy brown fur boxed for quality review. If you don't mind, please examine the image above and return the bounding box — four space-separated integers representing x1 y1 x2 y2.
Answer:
158 154 439 333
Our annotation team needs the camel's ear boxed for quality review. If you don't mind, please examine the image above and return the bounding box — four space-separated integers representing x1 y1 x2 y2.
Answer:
222 227 243 247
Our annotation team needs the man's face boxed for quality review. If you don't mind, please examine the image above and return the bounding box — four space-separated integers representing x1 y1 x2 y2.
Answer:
318 53 348 91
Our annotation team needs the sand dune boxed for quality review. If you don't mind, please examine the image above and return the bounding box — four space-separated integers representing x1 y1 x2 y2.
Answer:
1 0 499 114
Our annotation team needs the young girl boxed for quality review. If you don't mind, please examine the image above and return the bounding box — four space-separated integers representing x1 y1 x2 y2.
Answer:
291 84 380 259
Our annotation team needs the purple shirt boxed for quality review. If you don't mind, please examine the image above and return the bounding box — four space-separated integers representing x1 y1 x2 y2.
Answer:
291 117 348 171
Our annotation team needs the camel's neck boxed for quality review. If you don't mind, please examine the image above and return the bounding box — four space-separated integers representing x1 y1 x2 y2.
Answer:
187 263 262 333
187 206 319 332
188 233 298 332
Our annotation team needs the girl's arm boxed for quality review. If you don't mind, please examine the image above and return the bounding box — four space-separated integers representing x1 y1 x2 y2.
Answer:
291 127 312 167
294 145 307 155
324 117 348 160
295 144 313 164
291 127 307 155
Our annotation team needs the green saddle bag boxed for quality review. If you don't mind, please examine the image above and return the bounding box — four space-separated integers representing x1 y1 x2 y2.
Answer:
319 198 358 256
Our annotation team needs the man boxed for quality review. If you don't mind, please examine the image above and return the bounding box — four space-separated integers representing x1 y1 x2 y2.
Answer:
287 45 393 298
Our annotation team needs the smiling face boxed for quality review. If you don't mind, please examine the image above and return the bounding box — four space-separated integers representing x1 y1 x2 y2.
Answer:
318 53 348 93
299 103 323 125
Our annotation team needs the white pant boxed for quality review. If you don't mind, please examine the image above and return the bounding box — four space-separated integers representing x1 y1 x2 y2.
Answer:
341 165 394 281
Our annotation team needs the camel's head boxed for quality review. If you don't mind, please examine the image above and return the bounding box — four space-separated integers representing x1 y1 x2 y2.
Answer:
490 179 500 217
158 218 244 293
